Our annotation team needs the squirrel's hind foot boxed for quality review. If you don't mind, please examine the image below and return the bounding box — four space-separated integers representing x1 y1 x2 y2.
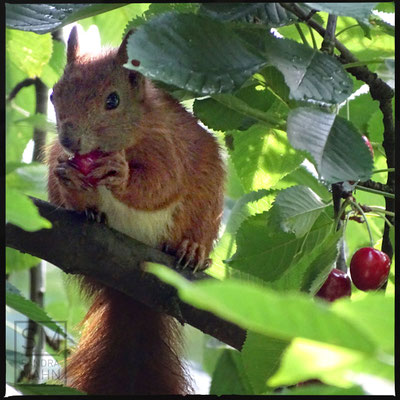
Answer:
163 239 211 273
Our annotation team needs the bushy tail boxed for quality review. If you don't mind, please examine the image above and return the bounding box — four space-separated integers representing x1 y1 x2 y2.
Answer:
65 285 191 395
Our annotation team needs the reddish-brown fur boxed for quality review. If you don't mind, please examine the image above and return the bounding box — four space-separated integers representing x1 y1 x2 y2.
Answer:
47 27 225 394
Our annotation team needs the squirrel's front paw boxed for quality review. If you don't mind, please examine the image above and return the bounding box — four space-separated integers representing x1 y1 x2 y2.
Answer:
86 152 129 191
55 158 95 191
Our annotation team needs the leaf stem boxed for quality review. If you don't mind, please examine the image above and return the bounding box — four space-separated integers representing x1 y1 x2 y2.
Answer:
344 59 385 69
372 168 395 174
335 24 360 37
308 25 318 49
212 94 286 130
350 199 374 247
295 23 310 47
355 185 395 199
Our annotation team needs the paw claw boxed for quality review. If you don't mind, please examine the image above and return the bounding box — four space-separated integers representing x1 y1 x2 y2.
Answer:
174 240 210 272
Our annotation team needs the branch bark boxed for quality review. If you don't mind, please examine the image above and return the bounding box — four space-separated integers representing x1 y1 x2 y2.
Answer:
5 197 246 351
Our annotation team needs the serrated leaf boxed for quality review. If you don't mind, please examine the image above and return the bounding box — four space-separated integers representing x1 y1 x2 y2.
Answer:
6 188 51 231
6 282 67 338
274 186 327 237
6 248 40 274
6 29 52 78
6 3 126 34
199 3 298 27
41 39 66 88
276 165 331 202
6 163 49 200
331 293 394 354
287 107 374 183
193 84 278 132
125 12 267 95
242 332 290 393
210 189 276 277
228 209 334 283
210 349 253 395
228 212 300 281
236 27 353 104
304 3 377 21
148 265 377 354
268 337 393 388
231 125 304 192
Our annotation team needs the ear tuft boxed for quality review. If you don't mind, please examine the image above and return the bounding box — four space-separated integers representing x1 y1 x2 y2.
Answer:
116 29 136 65
67 26 80 64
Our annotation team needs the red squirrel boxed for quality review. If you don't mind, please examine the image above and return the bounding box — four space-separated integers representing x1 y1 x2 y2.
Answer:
47 26 225 395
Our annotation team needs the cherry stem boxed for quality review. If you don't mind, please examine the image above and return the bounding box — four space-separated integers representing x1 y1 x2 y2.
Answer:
350 199 374 247
355 185 395 199
367 213 394 229
372 168 395 174
366 206 395 217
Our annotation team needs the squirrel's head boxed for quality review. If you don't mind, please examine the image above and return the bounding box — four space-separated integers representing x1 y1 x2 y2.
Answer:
51 26 145 155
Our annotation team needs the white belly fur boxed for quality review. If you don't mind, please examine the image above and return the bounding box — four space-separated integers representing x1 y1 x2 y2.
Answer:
97 186 178 248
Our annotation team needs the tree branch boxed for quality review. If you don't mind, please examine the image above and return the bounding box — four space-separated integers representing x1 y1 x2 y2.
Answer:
5 197 246 351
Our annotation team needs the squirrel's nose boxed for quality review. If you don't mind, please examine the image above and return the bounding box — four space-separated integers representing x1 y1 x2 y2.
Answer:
59 122 81 152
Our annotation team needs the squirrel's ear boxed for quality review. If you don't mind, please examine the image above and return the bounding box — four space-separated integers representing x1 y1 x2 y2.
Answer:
116 29 136 65
67 26 80 64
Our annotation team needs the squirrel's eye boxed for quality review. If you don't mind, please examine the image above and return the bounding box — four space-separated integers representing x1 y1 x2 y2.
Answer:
50 92 54 103
105 92 120 110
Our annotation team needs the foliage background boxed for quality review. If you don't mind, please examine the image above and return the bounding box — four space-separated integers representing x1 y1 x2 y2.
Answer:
5 2 395 395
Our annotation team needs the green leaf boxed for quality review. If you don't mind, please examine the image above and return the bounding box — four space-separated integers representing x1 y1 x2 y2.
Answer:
236 28 353 104
287 107 374 183
301 230 342 294
276 165 331 202
210 189 276 278
11 384 85 395
6 188 51 231
41 39 66 88
304 3 377 21
6 248 40 274
210 349 253 395
193 84 279 132
125 12 267 95
13 113 56 136
230 125 304 192
6 282 67 339
268 336 393 388
267 221 340 294
6 349 28 368
331 293 394 354
242 332 290 393
6 29 52 78
5 3 126 34
80 4 150 47
147 265 377 354
199 3 298 27
228 211 299 281
279 384 366 395
274 186 327 237
6 163 49 201
228 208 334 283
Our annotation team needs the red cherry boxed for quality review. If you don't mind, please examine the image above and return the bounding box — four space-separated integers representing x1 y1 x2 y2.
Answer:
316 268 351 302
362 135 374 157
350 247 390 291
69 150 104 176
